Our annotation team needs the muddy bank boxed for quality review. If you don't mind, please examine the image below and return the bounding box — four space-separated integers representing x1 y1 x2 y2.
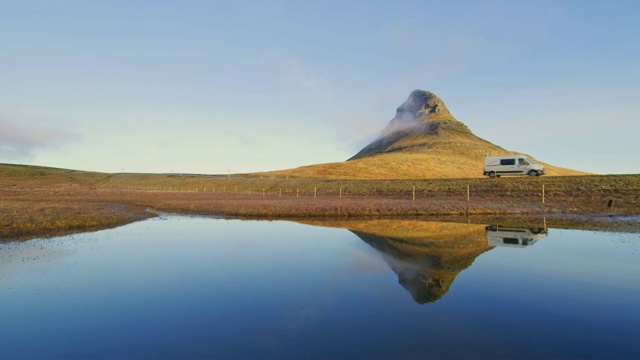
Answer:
2 184 639 241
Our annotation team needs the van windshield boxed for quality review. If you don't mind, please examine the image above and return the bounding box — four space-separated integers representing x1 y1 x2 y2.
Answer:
526 158 536 165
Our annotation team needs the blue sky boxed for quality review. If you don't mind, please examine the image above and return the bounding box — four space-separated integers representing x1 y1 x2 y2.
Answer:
1 0 639 174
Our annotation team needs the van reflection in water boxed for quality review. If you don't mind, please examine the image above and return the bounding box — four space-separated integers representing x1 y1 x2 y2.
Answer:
304 220 551 305
485 225 548 248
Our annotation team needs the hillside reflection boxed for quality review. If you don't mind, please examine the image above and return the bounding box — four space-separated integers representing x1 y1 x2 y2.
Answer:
298 220 494 304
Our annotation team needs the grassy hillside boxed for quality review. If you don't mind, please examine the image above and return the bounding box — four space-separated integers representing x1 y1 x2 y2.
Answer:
0 163 630 197
0 163 111 187
243 148 587 180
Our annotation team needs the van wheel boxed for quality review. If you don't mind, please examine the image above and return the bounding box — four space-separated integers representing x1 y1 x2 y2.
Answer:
528 170 538 176
489 172 496 178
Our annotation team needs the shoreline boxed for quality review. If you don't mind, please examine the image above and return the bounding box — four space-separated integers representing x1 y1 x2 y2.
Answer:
3 185 640 242
2 169 639 242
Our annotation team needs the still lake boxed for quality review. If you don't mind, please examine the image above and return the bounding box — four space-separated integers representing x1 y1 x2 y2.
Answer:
1 215 639 359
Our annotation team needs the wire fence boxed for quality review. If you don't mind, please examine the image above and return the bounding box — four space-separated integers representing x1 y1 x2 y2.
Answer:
114 183 555 204
106 174 640 207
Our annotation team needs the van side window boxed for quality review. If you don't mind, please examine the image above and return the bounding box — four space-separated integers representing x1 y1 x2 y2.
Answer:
500 159 515 165
503 238 519 245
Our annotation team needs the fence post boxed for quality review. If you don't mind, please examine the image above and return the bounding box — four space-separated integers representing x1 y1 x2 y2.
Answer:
279 188 282 198
314 187 317 199
542 184 545 204
340 187 342 199
296 188 299 198
467 185 470 202
413 185 416 201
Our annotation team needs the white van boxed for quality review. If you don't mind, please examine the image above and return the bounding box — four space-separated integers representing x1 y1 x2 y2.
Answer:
485 225 548 248
483 155 545 178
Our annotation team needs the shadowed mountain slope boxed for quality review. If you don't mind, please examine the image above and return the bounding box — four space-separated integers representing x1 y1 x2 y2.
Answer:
246 90 587 179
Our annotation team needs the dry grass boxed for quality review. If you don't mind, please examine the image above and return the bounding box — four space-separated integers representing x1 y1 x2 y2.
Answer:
242 131 588 179
0 186 154 241
2 163 639 241
242 152 587 180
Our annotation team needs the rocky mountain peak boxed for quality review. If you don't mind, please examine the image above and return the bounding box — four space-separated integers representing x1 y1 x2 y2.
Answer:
395 90 453 122
349 89 472 160
385 89 468 134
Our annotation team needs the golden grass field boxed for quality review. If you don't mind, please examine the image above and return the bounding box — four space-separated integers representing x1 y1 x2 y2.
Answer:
243 131 589 179
1 163 639 241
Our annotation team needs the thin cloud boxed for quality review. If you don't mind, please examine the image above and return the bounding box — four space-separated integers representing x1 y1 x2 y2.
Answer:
0 120 80 160
262 50 333 94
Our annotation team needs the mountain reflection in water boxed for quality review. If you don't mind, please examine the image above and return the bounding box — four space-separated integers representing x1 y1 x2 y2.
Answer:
300 219 551 304
300 220 493 304
3 216 637 359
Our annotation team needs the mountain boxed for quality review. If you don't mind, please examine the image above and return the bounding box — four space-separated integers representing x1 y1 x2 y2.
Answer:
246 89 587 179
349 90 475 160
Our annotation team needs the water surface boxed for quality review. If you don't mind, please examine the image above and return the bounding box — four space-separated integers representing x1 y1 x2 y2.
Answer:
1 215 639 359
